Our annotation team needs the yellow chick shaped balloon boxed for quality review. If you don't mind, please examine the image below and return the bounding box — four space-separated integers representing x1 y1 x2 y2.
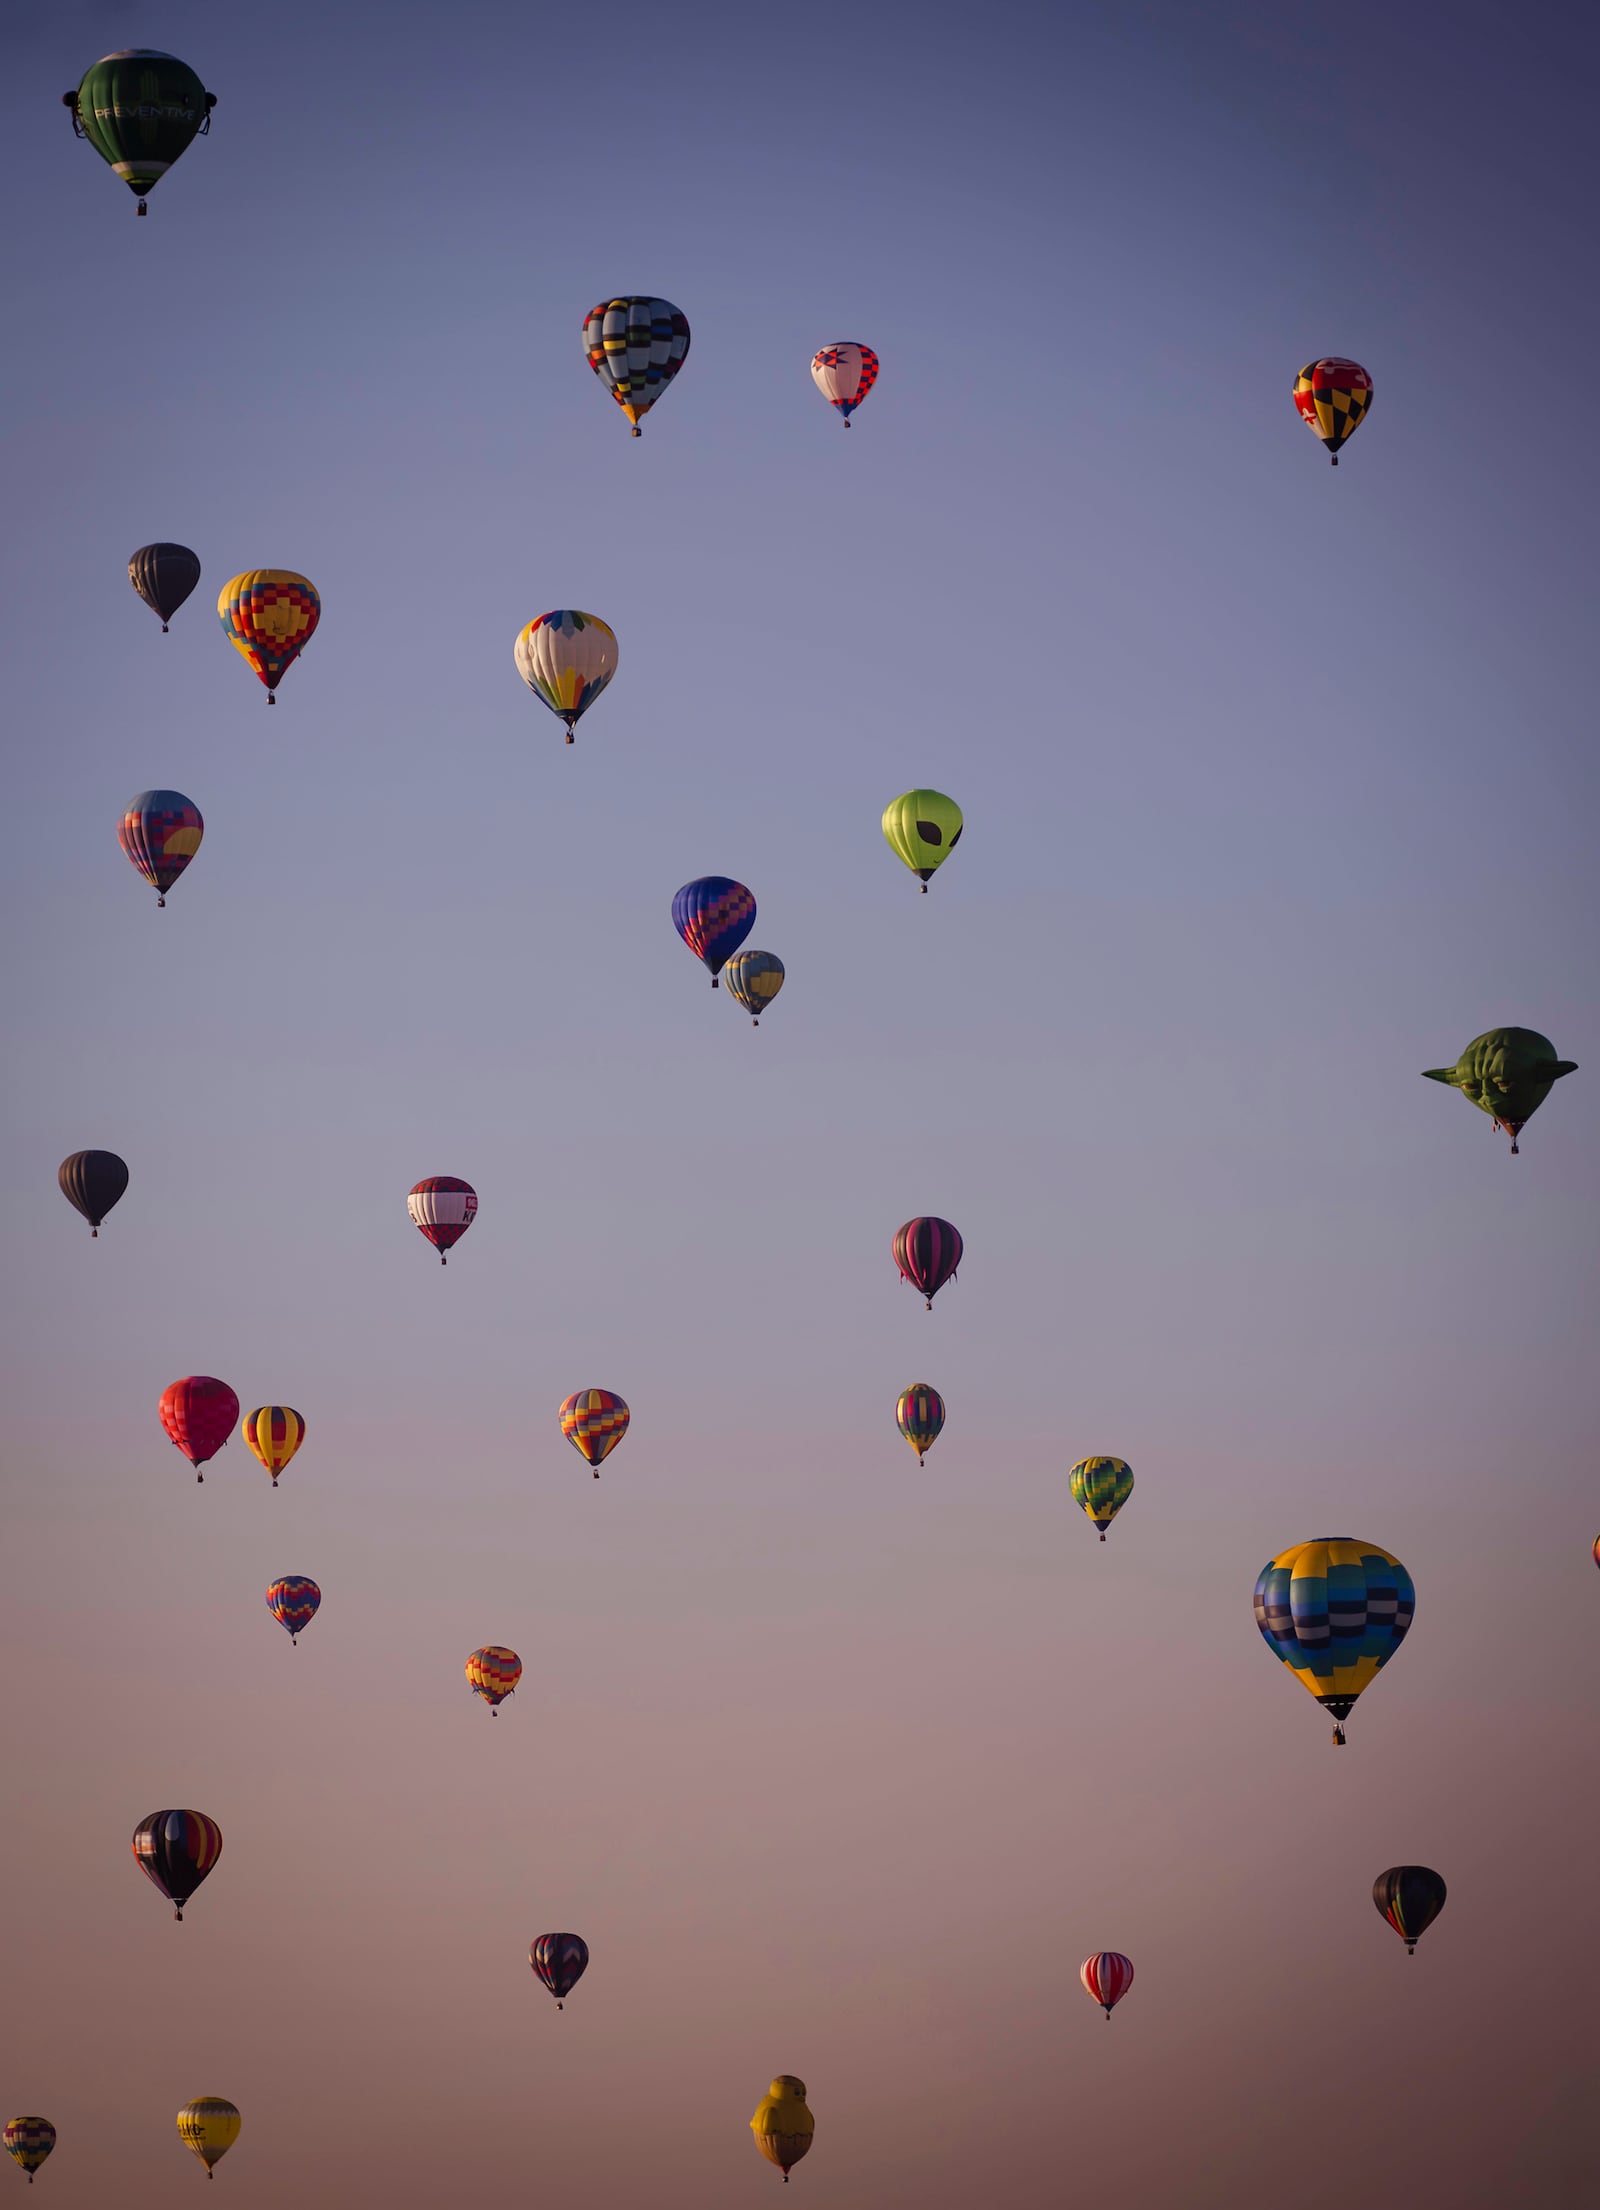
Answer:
750 2075 814 2182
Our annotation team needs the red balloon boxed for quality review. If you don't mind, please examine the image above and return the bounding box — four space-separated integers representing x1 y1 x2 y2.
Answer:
159 1375 240 1482
1080 1951 1134 2017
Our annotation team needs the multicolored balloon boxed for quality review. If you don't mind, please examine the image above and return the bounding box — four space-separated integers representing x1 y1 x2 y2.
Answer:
129 543 201 630
810 343 879 426
1068 1456 1134 1542
132 1809 222 1921
1292 357 1372 464
408 1177 477 1265
723 949 785 1025
58 1149 128 1236
530 1931 589 2008
3 2117 55 2183
1422 1027 1577 1154
513 610 618 742
892 1217 963 1309
1253 1537 1415 1746
120 789 203 907
266 1577 320 1645
583 297 691 435
241 1406 304 1488
672 877 756 987
62 50 215 214
176 2099 239 2176
750 2076 814 2181
159 1376 240 1483
1372 1866 1447 1955
895 1383 945 1465
882 789 962 892
559 1389 630 1476
217 570 320 702
1080 1951 1134 2018
466 1646 523 1713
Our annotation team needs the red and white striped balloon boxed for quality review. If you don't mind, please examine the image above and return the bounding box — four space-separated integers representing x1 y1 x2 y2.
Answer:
1080 1950 1134 2018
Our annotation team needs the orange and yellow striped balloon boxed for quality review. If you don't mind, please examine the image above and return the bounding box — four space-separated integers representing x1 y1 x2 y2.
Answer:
241 1406 305 1488
465 1645 523 1713
217 570 320 700
559 1388 630 1475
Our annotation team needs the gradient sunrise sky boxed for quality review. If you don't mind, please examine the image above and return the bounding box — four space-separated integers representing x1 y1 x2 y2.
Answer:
3 2 1597 2205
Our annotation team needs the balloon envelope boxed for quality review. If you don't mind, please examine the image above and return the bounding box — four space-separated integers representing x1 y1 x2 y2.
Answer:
672 878 756 983
1422 1027 1577 1152
750 2077 814 2176
531 1931 589 2004
129 542 201 628
1292 357 1372 461
1253 1537 1414 1743
1372 1865 1447 1952
3 2118 55 2180
242 1406 305 1486
892 1216 963 1307
266 1576 320 1642
176 2099 239 2173
1069 1455 1134 1539
1080 1950 1134 2016
513 610 618 740
811 343 879 423
59 1148 128 1233
583 297 690 432
120 789 202 904
132 1809 222 1919
882 789 963 889
723 949 785 1024
559 1389 630 1474
64 50 214 209
408 1177 477 1264
466 1646 523 1708
896 1383 945 1464
159 1376 240 1479
217 570 319 698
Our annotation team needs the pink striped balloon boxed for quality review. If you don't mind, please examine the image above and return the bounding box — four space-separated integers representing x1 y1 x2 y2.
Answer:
1080 1950 1134 2018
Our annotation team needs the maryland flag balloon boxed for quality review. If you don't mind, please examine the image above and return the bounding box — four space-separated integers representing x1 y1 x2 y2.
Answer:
513 610 618 742
583 296 691 435
750 2076 814 2182
892 1216 963 1309
882 789 962 892
811 342 879 426
1080 1950 1134 2018
132 1809 222 1921
1292 357 1373 464
217 571 320 702
62 50 215 214
466 1645 522 1713
408 1177 477 1265
120 789 203 906
896 1383 945 1465
129 543 201 631
176 2098 239 2176
1372 1865 1447 1955
3 2117 55 2183
723 949 785 1026
159 1376 240 1482
1422 1027 1577 1154
672 877 756 986
59 1148 128 1236
531 1931 589 2008
241 1406 305 1488
559 1389 630 1476
266 1576 320 1644
1253 1537 1415 1746
1068 1455 1134 1542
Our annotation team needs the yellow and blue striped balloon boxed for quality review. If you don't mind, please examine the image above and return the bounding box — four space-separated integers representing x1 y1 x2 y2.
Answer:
723 949 785 1025
1253 1537 1414 1745
1068 1455 1133 1541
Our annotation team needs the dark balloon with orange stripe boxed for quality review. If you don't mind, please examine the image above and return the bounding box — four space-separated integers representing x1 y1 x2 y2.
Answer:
132 1809 222 1921
1373 1866 1447 1954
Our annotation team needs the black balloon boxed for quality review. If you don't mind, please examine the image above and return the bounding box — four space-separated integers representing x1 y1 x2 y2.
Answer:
58 1150 128 1235
1372 1865 1447 1952
128 543 201 631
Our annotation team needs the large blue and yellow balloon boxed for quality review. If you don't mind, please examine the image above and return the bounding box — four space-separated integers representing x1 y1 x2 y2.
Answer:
1068 1456 1133 1542
1253 1537 1414 1745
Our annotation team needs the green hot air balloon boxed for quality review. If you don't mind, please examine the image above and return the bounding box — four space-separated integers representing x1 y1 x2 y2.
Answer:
62 51 215 216
1422 1028 1577 1154
1069 1455 1134 1542
882 789 963 892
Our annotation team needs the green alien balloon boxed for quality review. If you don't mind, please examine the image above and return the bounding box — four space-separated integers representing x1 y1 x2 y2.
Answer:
1422 1027 1577 1154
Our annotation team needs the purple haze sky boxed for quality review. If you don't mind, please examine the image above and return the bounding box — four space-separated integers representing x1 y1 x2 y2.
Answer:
2 2 1597 2204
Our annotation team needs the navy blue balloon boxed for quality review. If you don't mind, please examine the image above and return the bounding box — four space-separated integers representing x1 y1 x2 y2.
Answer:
671 876 756 985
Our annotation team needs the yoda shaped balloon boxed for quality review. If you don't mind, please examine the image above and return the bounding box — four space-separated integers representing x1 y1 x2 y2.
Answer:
1422 1027 1576 1154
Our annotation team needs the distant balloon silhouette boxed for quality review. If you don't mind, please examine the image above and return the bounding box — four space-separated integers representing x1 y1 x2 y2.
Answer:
58 1149 128 1236
1373 1866 1447 1954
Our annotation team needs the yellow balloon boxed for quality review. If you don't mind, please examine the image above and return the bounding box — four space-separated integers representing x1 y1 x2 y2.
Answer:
750 2075 814 2181
177 2097 240 2175
881 789 963 891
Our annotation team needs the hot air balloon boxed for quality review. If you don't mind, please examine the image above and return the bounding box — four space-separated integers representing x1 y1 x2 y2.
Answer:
1372 1866 1447 1954
132 1809 222 1921
531 1931 589 2008
3 2118 55 2184
810 343 879 426
217 571 319 702
723 949 785 1025
671 877 755 986
129 543 201 630
882 789 962 892
582 297 690 435
1069 1456 1134 1542
1080 1951 1134 2018
559 1389 630 1476
408 1177 477 1264
1253 1537 1414 1746
896 1383 945 1465
466 1646 522 1713
513 610 618 742
892 1217 963 1309
1292 358 1372 464
750 2076 814 2183
58 1149 128 1236
159 1377 240 1482
62 51 215 214
1593 1535 1600 1571
176 2099 239 2178
1422 1028 1577 1154
120 789 203 906
266 1577 320 1645
241 1406 304 1489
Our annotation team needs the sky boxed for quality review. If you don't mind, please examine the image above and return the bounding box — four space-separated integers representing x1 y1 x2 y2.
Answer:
3 0 1597 2203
